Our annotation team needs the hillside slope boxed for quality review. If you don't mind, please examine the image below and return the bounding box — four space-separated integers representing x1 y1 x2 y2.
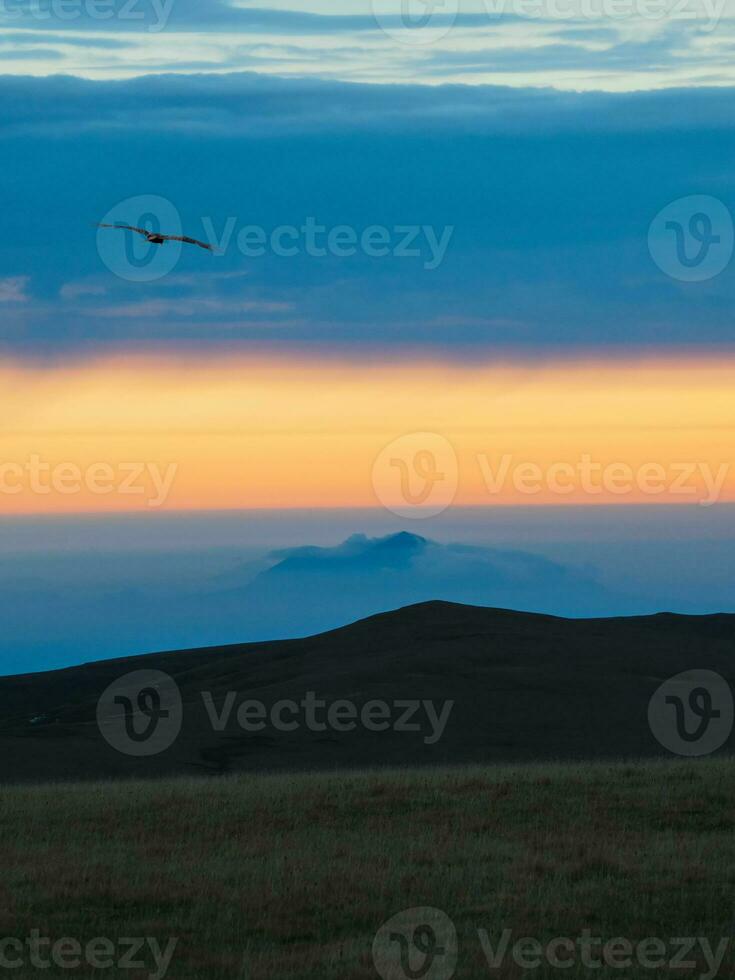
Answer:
0 600 733 782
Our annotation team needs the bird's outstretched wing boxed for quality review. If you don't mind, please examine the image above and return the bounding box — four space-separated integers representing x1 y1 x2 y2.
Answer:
164 234 214 251
97 223 150 237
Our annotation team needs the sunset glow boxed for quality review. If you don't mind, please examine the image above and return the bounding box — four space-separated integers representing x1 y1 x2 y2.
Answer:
1 354 733 514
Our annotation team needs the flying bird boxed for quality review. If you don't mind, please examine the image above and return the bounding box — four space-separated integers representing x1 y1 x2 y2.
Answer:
97 223 214 251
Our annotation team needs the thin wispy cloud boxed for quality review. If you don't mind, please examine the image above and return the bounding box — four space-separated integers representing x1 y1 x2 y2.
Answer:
82 297 293 318
59 281 107 299
2 0 735 90
0 276 30 302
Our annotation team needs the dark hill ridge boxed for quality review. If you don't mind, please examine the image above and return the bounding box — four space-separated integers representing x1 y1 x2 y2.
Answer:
0 600 733 783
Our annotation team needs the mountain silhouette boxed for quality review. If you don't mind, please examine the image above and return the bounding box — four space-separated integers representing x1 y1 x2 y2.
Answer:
0 600 732 783
217 532 622 637
1 532 685 675
266 531 429 574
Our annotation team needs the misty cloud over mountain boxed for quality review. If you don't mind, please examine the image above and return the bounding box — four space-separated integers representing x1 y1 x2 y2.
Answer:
3 519 730 676
221 532 618 632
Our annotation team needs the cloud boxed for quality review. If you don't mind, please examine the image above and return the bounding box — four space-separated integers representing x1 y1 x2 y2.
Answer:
81 297 292 317
2 72 735 139
0 277 30 302
0 31 132 47
1 513 734 672
59 280 107 299
2 72 735 359
217 530 630 628
0 2 516 36
2 1 735 90
0 47 64 59
424 31 686 74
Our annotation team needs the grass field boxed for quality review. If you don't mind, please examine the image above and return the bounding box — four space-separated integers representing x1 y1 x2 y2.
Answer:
2 758 735 978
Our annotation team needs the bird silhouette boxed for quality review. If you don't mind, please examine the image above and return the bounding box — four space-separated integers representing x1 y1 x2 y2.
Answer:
97 223 214 251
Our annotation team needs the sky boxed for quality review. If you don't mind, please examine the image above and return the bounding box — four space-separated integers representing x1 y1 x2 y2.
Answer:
0 355 733 511
2 75 735 358
3 0 735 89
2 507 734 672
1 0 734 669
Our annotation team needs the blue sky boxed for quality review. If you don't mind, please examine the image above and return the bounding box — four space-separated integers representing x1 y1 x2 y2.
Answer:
1 72 735 359
2 1 735 360
1 0 734 672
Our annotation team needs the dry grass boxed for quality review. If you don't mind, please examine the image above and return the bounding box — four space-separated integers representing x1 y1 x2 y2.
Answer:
1 758 735 977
